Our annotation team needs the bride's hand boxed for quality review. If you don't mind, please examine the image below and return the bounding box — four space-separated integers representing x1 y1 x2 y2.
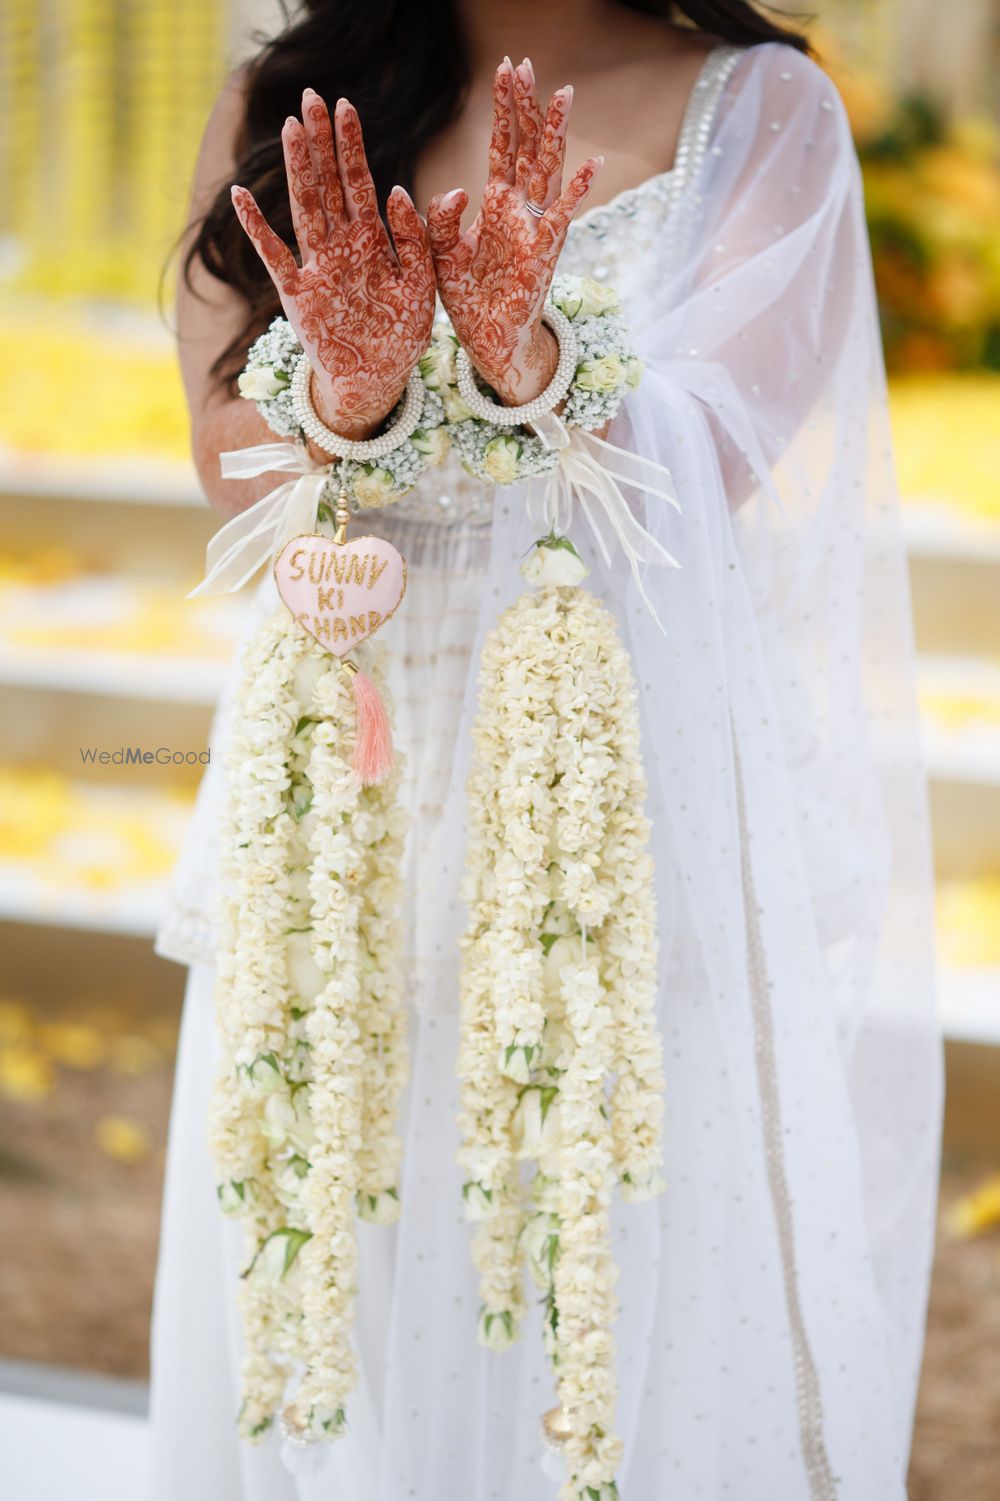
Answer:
427 58 601 406
232 91 436 441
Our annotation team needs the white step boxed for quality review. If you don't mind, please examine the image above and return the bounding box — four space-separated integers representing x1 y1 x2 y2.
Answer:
0 1391 147 1501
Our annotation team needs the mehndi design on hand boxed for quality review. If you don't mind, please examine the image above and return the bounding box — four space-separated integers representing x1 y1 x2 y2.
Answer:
427 58 601 405
232 91 436 441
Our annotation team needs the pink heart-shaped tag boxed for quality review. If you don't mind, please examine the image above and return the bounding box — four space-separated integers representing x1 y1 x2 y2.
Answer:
274 534 407 657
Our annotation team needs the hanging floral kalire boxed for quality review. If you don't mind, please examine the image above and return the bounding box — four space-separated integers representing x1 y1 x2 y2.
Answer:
457 543 665 1501
197 273 673 1493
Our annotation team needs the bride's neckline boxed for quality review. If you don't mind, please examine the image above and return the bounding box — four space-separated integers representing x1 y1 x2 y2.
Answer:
568 42 736 237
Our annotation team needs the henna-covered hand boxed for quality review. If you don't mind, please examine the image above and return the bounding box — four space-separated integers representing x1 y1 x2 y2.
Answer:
232 91 435 441
427 58 601 405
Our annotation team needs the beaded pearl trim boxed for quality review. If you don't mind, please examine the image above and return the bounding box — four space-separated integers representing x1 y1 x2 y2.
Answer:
453 305 578 428
733 735 837 1501
290 358 425 461
565 45 743 279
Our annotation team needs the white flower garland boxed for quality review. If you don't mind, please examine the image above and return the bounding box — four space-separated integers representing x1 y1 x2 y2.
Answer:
209 611 408 1444
238 316 450 509
458 581 665 1501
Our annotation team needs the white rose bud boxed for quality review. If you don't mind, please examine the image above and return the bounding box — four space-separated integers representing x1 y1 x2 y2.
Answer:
575 354 628 392
621 1167 667 1203
542 933 580 993
512 1085 562 1160
238 365 287 400
411 425 451 465
274 1155 310 1202
520 539 589 588
253 1227 311 1286
419 337 458 390
217 1179 251 1216
477 1308 517 1351
443 389 476 422
244 1052 282 1095
351 467 396 508
554 287 584 319
309 1408 346 1439
625 355 644 390
356 1187 401 1224
499 1042 536 1083
482 435 522 484
520 1211 559 1290
577 276 623 316
263 1087 315 1155
462 1181 495 1220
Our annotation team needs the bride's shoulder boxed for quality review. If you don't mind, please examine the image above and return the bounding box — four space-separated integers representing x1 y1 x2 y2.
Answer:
730 38 838 98
724 38 848 126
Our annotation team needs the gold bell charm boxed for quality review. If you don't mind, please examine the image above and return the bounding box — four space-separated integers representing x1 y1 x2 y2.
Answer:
541 1404 573 1450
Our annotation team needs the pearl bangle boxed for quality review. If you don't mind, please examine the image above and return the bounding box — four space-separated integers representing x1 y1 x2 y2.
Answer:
454 305 578 429
289 356 425 461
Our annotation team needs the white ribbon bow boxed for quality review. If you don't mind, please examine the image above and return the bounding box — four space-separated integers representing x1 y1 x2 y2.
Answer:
190 423 680 629
188 441 332 598
530 413 681 635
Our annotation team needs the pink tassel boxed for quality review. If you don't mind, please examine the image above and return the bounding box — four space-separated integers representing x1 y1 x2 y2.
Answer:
350 668 393 786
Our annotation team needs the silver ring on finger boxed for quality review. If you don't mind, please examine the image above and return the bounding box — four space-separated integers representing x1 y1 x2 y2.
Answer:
525 199 546 218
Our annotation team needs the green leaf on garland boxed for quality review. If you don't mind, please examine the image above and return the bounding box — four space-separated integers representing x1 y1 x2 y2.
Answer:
539 1086 559 1123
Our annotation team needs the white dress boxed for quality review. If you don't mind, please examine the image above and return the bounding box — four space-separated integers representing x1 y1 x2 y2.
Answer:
150 42 942 1501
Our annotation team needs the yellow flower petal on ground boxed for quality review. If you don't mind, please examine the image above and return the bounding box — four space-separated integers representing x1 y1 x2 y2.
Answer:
0 1047 54 1102
95 1115 151 1164
945 1175 1000 1238
37 1022 107 1070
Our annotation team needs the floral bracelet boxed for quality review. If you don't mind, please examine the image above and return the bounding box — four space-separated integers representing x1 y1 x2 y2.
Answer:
421 274 644 487
237 273 642 503
237 316 451 509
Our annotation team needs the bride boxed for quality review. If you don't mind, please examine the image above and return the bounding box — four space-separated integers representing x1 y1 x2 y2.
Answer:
150 3 942 1498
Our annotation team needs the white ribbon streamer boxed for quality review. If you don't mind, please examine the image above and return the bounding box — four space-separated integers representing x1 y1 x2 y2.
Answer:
188 442 333 598
530 413 681 635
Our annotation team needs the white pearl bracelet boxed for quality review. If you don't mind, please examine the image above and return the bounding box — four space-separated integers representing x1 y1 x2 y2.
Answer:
454 305 578 428
290 356 425 461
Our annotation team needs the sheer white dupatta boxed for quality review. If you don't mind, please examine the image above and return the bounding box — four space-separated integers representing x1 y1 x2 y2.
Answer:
416 41 940 1501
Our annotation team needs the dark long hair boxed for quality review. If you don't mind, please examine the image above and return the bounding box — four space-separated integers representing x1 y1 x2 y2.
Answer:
183 1 811 393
